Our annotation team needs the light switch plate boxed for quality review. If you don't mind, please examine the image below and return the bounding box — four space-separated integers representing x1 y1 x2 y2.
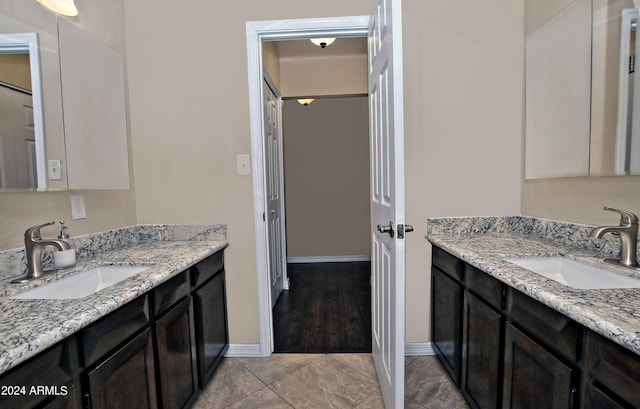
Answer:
237 154 251 175
70 194 87 220
48 160 62 180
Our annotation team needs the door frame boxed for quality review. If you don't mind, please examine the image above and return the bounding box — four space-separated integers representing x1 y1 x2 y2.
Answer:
246 16 371 356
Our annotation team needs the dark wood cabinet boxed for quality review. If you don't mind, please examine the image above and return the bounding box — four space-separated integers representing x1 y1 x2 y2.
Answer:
461 291 502 409
502 322 574 409
430 246 605 409
582 382 626 409
193 268 229 387
507 288 580 362
1 249 227 409
0 338 81 409
155 296 198 409
431 246 464 385
86 328 157 409
584 329 640 408
432 266 463 385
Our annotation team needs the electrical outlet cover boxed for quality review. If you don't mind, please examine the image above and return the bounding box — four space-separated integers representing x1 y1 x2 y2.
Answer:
70 194 86 220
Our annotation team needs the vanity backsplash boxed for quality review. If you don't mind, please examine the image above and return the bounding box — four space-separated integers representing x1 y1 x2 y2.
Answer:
426 216 622 257
0 224 227 281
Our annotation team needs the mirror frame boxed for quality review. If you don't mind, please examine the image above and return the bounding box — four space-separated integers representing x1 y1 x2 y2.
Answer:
0 32 47 189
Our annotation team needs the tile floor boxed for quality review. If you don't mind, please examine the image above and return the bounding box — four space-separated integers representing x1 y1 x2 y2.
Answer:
192 354 469 409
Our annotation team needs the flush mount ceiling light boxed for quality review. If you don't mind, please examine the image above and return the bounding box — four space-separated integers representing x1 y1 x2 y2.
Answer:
297 98 315 106
36 0 78 16
310 38 336 48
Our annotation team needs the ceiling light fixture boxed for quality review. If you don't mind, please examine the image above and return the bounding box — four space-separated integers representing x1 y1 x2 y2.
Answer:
36 0 78 16
297 98 315 106
310 38 336 48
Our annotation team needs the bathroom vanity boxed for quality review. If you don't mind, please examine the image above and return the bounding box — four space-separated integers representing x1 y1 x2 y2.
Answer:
428 217 640 409
0 225 228 409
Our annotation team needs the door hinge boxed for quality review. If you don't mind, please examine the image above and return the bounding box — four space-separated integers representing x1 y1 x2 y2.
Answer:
263 212 266 222
397 224 414 239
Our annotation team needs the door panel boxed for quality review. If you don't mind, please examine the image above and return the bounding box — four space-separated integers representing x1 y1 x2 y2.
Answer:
369 0 405 406
263 80 285 307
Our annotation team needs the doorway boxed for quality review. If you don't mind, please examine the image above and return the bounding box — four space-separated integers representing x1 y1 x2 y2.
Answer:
273 94 371 353
246 16 371 356
247 5 406 405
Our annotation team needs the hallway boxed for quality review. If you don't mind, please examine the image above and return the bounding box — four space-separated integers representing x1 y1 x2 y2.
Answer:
272 262 371 353
192 354 469 408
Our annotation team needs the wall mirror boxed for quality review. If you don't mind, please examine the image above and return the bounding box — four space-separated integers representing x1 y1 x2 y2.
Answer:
0 33 45 189
0 0 130 191
0 3 66 191
525 0 640 179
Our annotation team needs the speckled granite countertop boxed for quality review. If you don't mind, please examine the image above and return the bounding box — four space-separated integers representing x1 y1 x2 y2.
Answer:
426 216 640 356
0 224 227 375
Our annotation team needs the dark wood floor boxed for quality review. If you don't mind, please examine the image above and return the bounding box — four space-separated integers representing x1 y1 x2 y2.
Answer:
273 261 372 353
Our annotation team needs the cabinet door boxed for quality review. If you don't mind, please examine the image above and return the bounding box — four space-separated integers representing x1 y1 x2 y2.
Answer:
462 291 502 409
502 323 573 409
193 271 229 387
431 266 463 385
86 329 157 409
582 382 626 409
155 297 198 409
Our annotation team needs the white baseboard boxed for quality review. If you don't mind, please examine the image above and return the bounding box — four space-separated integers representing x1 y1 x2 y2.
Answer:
287 255 371 263
226 343 434 357
225 344 264 357
405 343 436 356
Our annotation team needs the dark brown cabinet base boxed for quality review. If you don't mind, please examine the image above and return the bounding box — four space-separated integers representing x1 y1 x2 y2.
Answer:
430 246 640 409
432 265 463 385
461 291 502 409
86 328 157 409
155 297 198 409
502 323 573 409
0 338 81 409
0 250 227 409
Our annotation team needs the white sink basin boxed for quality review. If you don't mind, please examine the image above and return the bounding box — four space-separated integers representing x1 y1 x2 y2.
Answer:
11 265 150 299
504 256 640 289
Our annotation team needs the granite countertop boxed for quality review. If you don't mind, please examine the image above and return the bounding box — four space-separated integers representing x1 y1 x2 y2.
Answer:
0 225 227 376
426 217 640 356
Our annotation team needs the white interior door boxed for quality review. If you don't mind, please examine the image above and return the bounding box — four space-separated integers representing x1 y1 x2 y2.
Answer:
369 0 405 407
263 79 285 307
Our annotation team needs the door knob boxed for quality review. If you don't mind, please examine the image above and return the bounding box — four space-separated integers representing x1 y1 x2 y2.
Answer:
377 222 395 238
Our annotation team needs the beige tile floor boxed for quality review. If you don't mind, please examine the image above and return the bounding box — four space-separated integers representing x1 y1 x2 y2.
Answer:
193 354 469 409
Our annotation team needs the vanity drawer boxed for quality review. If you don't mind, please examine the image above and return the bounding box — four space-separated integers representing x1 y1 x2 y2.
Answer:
153 270 190 317
81 294 150 366
191 251 224 289
432 246 464 283
584 329 640 408
506 288 580 361
465 264 504 310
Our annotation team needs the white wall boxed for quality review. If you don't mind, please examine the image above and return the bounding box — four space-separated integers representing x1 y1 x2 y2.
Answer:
124 0 373 346
0 0 136 251
125 0 524 346
280 54 368 97
282 97 370 259
403 0 524 342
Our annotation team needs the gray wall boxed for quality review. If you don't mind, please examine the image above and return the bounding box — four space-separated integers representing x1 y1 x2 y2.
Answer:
282 97 370 259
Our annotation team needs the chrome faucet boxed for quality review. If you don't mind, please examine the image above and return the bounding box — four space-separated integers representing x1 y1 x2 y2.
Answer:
14 221 71 283
589 207 639 268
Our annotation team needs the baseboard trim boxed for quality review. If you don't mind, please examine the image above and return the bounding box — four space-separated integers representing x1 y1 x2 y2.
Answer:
225 344 264 357
405 343 436 356
226 343 434 357
287 255 371 264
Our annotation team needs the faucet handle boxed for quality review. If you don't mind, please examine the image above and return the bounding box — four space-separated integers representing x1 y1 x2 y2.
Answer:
604 206 639 225
24 221 56 240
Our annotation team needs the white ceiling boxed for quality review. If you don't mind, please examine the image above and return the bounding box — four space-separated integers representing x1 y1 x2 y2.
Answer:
271 37 367 59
